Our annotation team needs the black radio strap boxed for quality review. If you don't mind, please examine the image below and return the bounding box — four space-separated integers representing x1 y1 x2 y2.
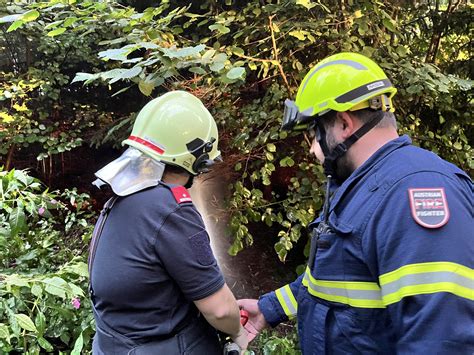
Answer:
88 196 118 294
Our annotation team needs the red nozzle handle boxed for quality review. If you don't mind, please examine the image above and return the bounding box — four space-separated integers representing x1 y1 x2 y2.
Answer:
240 309 249 326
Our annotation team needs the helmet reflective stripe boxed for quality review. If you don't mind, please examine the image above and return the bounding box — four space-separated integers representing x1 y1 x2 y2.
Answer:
300 59 368 94
336 79 393 104
127 135 165 155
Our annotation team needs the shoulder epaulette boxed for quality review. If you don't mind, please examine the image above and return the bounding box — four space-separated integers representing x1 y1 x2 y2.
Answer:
170 186 192 204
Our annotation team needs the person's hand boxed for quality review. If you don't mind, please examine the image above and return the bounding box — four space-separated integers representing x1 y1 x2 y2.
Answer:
237 299 269 342
231 324 249 354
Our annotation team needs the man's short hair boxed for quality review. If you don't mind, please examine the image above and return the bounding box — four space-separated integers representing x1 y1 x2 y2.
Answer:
320 109 397 130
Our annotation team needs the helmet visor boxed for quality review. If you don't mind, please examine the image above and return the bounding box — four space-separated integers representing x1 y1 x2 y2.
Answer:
282 99 317 131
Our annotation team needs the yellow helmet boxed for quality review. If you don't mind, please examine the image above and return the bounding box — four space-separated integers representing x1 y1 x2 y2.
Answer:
282 52 397 130
123 91 221 175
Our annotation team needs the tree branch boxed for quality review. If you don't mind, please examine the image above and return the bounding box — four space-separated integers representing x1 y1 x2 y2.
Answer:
268 15 290 91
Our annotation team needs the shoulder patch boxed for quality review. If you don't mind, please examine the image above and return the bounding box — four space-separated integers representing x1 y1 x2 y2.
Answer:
408 188 449 229
171 186 192 204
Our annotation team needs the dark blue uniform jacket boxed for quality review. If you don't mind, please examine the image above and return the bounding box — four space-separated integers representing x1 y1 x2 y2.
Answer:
259 135 474 354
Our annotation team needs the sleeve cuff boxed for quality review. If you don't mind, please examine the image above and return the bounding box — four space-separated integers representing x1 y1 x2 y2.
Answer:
258 291 289 327
189 275 225 301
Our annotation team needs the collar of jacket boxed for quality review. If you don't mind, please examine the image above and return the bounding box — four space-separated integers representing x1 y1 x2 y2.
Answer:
327 135 412 214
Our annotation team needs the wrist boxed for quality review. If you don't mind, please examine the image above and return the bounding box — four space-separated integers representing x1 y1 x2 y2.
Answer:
232 324 245 338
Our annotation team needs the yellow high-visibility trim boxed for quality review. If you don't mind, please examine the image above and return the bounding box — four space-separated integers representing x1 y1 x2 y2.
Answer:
302 277 385 308
285 285 298 312
382 283 474 305
302 268 385 308
275 284 298 318
312 278 382 291
304 266 381 290
275 289 290 316
379 262 474 285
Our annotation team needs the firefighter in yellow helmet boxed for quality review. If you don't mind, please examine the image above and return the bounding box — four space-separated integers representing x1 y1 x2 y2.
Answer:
89 91 248 354
238 53 473 354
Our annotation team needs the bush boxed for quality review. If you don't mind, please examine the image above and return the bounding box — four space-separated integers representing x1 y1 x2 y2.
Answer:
250 325 301 355
0 168 95 354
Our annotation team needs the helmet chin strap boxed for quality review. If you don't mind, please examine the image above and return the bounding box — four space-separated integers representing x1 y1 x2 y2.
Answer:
317 111 384 178
184 175 195 189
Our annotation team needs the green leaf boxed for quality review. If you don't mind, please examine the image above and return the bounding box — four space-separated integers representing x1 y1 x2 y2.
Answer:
280 157 295 167
231 47 244 56
7 20 24 32
209 24 230 34
35 312 46 334
38 337 53 352
14 314 37 332
396 46 408 57
0 323 9 342
71 332 84 355
44 20 63 30
98 48 130 61
61 261 89 277
63 17 78 27
209 62 225 72
31 283 42 297
162 44 205 58
289 30 306 41
266 143 276 152
214 53 227 63
21 10 40 22
202 49 216 60
47 27 66 37
111 85 132 97
189 67 207 75
5 274 29 288
226 67 245 80
138 79 155 96
109 66 142 83
296 0 317 10
13 170 28 186
383 18 396 32
9 208 27 237
0 14 22 23
42 277 68 299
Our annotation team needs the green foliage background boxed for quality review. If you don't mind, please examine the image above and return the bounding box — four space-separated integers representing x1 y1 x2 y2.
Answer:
0 0 472 353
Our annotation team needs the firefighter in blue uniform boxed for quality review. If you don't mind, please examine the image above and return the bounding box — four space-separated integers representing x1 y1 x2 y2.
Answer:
238 53 474 354
89 91 248 354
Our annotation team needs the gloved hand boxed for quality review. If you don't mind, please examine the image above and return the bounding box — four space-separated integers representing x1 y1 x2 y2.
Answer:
236 299 269 342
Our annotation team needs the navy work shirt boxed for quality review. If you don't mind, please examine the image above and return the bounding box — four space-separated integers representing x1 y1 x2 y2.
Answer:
90 182 224 341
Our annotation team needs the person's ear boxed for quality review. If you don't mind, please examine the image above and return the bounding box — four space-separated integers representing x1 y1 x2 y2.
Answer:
337 111 356 139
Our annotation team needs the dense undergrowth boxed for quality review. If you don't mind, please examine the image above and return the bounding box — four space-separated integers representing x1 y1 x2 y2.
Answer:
0 0 472 353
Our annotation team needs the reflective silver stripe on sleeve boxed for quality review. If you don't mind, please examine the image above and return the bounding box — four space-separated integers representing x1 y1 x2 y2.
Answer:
281 285 297 316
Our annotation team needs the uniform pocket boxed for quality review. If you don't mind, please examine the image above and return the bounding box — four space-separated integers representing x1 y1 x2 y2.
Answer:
329 308 394 354
313 232 344 279
296 289 330 354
